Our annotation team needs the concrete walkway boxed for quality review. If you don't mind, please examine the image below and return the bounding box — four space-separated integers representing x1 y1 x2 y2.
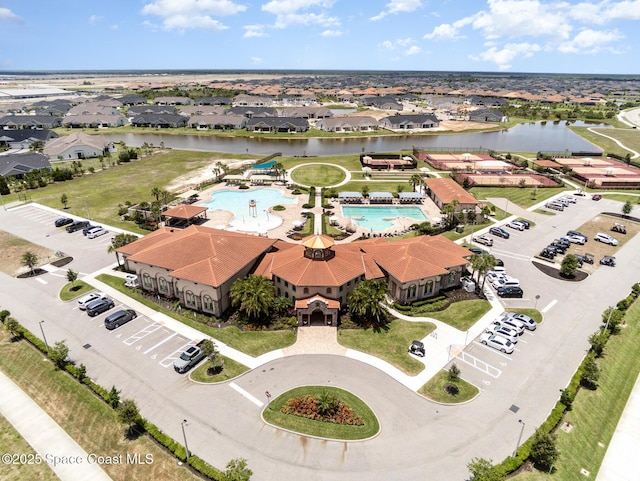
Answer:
0 370 112 481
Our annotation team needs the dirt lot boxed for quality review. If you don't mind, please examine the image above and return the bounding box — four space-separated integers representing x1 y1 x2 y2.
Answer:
0 231 56 277
563 214 639 271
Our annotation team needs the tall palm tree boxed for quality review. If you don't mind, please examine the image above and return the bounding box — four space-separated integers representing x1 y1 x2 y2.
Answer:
347 279 388 326
151 187 162 202
274 162 285 181
21 251 38 276
409 174 423 192
108 233 139 267
230 275 275 322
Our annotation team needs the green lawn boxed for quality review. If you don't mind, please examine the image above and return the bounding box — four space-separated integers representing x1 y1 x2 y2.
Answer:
570 126 640 158
512 299 640 481
280 154 362 171
96 274 296 356
470 186 569 208
418 369 480 403
290 164 346 187
262 386 380 440
337 180 414 194
506 308 543 324
601 193 640 204
59 280 94 301
427 300 492 331
338 319 434 375
190 356 248 383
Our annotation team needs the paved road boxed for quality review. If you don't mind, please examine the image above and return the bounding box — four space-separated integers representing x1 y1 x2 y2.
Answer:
1 198 638 480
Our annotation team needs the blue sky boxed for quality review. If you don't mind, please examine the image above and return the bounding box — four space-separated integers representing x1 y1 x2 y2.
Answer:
1 0 640 73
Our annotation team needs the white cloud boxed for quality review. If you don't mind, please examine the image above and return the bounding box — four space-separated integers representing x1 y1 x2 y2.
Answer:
558 28 623 54
568 0 640 24
405 45 422 55
381 40 395 50
371 0 422 21
243 24 268 37
396 37 415 47
261 0 339 28
321 29 342 37
0 7 22 23
89 15 103 25
424 17 473 40
250 56 263 64
142 0 246 31
470 41 541 70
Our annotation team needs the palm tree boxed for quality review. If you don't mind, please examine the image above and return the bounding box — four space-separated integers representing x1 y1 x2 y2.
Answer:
274 162 285 181
409 174 423 192
230 275 275 322
151 187 162 202
347 279 388 327
213 161 227 182
108 233 139 267
21 251 38 276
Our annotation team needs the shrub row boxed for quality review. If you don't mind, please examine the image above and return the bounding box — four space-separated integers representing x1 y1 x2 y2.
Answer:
2 316 225 481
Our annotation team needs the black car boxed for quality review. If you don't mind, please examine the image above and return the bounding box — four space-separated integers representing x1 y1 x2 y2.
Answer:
468 247 487 256
493 257 504 267
66 220 90 233
86 298 115 317
539 248 556 259
489 227 510 239
104 309 137 330
497 286 524 298
54 217 73 227
515 219 530 229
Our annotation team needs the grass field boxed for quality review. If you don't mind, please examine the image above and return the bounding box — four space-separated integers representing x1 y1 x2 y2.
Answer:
190 356 248 383
0 413 59 481
289 164 346 187
59 280 94 301
0 230 56 277
0 330 205 481
512 298 640 481
470 186 569 208
570 126 640 158
337 180 414 194
338 318 435 375
418 369 480 403
421 299 492 331
262 386 380 440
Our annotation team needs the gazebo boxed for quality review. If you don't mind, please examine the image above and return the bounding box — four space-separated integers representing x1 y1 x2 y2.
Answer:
398 192 424 204
369 192 394 204
163 204 208 228
338 191 364 204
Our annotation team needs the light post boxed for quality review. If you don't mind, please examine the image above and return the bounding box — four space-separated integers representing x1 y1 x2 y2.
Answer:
181 419 190 462
602 306 614 333
535 294 540 310
39 320 49 351
514 419 525 457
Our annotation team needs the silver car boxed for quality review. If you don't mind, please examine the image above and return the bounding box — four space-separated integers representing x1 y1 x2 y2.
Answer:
485 325 519 344
493 315 525 335
505 312 537 331
479 333 515 354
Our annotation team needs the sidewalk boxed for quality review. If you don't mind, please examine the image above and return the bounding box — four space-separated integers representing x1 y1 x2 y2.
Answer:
0 370 112 481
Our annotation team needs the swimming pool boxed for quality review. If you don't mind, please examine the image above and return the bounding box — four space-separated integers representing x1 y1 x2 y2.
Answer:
341 205 427 232
202 188 297 232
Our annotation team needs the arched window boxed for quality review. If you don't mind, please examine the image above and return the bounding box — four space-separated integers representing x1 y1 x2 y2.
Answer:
284 292 289 298
185 290 196 308
142 273 153 289
449 272 456 285
158 277 168 294
326 287 332 294
408 284 417 298
424 280 433 296
203 295 213 311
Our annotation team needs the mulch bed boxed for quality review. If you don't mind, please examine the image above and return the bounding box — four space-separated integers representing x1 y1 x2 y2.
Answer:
16 268 47 279
532 260 588 282
51 257 73 268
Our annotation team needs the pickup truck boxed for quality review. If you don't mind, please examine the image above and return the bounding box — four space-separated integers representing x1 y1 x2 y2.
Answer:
173 340 207 373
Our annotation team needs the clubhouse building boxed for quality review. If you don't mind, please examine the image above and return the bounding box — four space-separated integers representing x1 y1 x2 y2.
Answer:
117 225 471 324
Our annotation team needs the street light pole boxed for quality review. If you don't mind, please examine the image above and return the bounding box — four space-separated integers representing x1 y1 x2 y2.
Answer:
39 320 49 351
181 419 190 462
514 419 525 457
602 306 614 333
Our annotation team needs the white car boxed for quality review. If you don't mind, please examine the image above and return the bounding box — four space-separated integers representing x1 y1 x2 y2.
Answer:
562 196 577 204
493 315 525 335
594 232 618 246
479 333 515 354
485 325 519 344
87 228 108 239
506 221 525 231
505 312 537 331
77 291 108 310
566 235 586 245
489 275 506 289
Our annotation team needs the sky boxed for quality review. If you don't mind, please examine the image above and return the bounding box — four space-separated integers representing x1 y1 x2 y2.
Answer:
1 0 640 74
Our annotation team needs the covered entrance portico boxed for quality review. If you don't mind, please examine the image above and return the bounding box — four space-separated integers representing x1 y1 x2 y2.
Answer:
295 295 339 326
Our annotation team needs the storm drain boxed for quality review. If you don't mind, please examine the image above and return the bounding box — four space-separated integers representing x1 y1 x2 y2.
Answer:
83 343 91 349
509 404 520 413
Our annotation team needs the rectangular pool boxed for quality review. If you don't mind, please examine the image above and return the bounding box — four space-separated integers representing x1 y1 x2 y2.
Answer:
341 205 427 232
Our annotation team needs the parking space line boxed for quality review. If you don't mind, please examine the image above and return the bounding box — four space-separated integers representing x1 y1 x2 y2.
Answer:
456 351 502 378
229 382 264 407
143 332 178 355
159 340 196 367
123 323 163 346
542 299 557 313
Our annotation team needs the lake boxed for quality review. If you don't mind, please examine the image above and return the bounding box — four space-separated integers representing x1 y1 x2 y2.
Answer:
99 121 606 157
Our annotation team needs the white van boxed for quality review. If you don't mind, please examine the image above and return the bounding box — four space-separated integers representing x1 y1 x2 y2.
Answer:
501 276 520 288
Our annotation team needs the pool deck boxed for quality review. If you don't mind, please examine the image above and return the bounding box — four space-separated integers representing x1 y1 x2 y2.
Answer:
195 182 439 241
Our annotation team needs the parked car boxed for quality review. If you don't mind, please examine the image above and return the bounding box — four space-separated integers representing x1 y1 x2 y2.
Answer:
575 253 594 265
565 234 586 245
487 272 506 287
77 291 108 310
86 298 115 317
485 325 519 344
493 257 505 267
566 230 587 242
506 221 525 231
468 247 488 255
561 196 577 204
54 217 73 227
505 312 537 331
594 232 618 246
479 333 515 354
539 248 556 259
82 224 100 236
408 340 426 357
87 228 108 239
493 315 525 335
592 194 602 201
600 256 616 267
473 234 493 246
497 286 524 298
489 227 510 239
66 220 90 233
545 202 564 211
104 309 137 330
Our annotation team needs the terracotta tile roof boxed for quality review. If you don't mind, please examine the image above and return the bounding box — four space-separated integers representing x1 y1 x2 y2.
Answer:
118 226 275 287
423 178 479 205
301 234 335 249
163 204 208 219
295 295 340 309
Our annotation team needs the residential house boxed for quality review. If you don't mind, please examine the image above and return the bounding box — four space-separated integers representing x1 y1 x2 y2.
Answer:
131 114 188 128
227 106 277 118
43 132 115 160
0 129 57 149
378 114 440 131
232 94 273 107
0 115 62 130
118 94 147 106
127 105 178 117
194 97 231 105
316 116 378 132
62 114 128 128
245 117 309 133
0 152 51 178
188 115 246 130
422 177 479 213
469 108 506 122
180 106 227 116
282 106 333 119
153 96 192 106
